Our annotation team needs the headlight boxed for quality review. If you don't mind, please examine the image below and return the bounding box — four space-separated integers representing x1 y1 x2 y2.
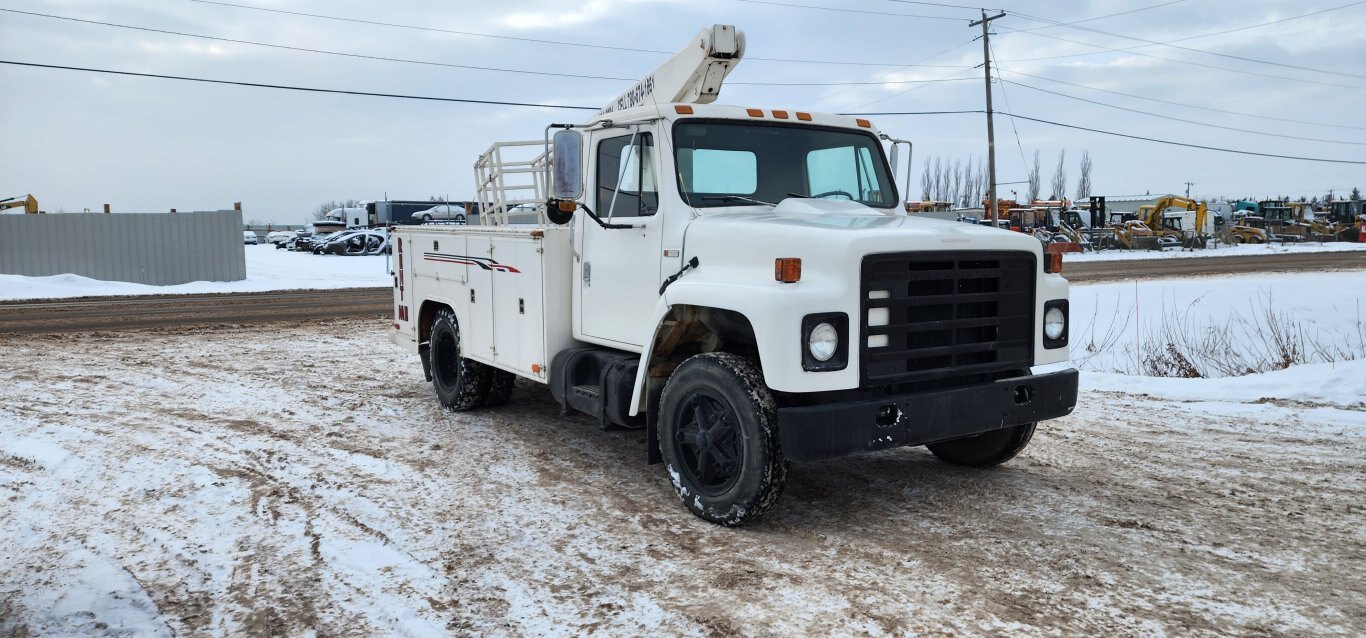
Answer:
808 322 839 362
1044 306 1066 340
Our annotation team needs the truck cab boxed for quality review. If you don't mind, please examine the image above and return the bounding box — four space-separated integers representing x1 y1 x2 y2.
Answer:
391 25 1077 526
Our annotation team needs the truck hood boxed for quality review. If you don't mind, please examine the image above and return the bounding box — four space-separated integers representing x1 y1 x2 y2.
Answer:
686 198 1041 251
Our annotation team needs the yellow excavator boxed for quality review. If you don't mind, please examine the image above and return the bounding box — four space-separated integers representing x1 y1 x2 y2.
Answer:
0 194 40 214
1136 196 1210 247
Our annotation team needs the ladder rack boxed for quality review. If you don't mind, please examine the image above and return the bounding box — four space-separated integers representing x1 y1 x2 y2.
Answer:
474 140 549 226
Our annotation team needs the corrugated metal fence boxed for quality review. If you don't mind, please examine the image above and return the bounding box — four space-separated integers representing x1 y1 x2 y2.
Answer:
0 210 246 285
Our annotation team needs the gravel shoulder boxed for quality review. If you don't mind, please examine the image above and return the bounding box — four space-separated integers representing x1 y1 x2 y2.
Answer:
1 320 1362 636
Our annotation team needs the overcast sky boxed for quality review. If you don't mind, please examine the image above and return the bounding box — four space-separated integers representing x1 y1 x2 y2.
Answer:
2 0 1363 224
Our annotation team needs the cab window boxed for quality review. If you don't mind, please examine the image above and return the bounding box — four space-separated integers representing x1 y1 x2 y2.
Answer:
597 133 658 218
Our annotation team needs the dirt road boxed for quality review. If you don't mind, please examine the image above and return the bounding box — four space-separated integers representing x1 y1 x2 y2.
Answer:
1 320 1361 636
1 252 1360 334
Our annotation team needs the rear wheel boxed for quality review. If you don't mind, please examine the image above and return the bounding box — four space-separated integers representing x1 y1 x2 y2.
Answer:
428 308 488 411
484 369 516 407
658 353 787 526
926 423 1036 468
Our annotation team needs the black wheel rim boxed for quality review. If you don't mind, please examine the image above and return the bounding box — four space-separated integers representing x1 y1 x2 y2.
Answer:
433 328 459 393
673 393 743 496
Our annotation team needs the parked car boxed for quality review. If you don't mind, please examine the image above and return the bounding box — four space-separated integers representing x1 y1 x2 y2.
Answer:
317 229 388 256
294 231 330 252
265 230 294 247
283 230 312 250
410 204 468 223
242 230 259 245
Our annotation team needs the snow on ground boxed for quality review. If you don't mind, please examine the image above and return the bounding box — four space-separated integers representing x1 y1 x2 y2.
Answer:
1063 239 1366 262
0 245 390 300
1052 270 1365 377
2 271 1365 635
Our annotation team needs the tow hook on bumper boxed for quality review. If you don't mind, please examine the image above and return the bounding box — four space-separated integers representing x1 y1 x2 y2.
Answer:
776 369 1079 462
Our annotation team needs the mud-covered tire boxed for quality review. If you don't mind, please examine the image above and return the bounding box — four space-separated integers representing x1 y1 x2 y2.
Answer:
658 353 787 526
926 423 1036 468
483 369 516 407
1233 236 1245 244
428 308 488 411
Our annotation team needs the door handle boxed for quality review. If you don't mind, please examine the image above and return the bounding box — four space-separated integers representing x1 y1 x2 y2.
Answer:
583 261 591 286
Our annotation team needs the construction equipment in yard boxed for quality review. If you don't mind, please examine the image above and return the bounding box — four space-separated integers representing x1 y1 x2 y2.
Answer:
1257 199 1310 241
1135 195 1211 248
1322 200 1366 242
0 194 39 214
1224 216 1269 244
1112 219 1162 250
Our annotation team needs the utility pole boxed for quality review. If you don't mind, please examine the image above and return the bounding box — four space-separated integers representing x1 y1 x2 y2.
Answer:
1184 181 1194 198
971 10 1007 224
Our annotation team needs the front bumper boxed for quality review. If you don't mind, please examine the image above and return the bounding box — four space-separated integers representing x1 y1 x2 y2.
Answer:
777 369 1079 462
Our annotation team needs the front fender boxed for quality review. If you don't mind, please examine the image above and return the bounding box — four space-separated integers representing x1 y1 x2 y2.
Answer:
628 274 863 416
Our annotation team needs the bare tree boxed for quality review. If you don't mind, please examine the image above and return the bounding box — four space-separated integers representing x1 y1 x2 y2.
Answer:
1352 187 1362 201
948 159 963 207
1026 150 1041 202
933 157 946 201
1050 150 1067 201
920 158 933 200
1075 150 1093 201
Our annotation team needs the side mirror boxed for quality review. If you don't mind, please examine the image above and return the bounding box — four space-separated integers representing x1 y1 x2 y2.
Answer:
552 129 583 200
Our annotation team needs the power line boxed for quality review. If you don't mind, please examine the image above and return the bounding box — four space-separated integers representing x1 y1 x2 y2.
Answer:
884 0 996 11
997 68 1366 132
800 40 976 108
1008 0 1188 32
0 9 634 82
183 0 969 68
855 108 1366 165
9 58 1363 165
735 0 967 21
0 8 977 88
998 77 1366 146
1008 2 1366 79
0 8 983 87
996 24 1365 90
1008 1 1361 57
0 59 599 110
987 40 1030 182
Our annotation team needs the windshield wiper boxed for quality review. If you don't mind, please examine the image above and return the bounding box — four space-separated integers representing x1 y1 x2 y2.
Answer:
700 195 775 206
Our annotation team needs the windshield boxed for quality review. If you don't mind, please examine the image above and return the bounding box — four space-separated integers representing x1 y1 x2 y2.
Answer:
673 120 897 209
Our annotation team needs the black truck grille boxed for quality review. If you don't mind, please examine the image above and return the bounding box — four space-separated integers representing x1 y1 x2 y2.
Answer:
861 251 1035 386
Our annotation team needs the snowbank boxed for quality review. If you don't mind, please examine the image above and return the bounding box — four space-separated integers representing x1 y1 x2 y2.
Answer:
0 245 390 301
1063 240 1366 263
1047 270 1366 377
1082 360 1366 409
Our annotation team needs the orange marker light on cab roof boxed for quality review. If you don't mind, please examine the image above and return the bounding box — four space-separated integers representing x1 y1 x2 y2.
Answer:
796 112 812 121
746 108 764 117
772 110 789 119
856 118 872 128
674 105 694 114
775 258 802 283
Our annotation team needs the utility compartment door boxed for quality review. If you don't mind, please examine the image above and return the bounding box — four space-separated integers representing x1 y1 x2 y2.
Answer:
578 129 663 349
488 235 546 375
463 235 496 365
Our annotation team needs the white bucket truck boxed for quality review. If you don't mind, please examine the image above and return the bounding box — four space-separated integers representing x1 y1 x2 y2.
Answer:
391 25 1077 525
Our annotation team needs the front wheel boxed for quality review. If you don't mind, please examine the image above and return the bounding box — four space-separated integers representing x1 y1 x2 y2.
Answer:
926 423 1035 467
658 353 787 526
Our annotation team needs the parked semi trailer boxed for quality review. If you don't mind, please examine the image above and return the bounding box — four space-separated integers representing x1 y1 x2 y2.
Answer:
390 25 1078 525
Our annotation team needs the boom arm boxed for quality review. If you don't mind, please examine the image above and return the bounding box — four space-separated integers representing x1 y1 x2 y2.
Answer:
598 24 745 115
0 194 38 214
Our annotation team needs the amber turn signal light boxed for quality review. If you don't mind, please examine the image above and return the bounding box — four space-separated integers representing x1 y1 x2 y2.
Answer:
775 258 802 283
556 200 578 213
1044 252 1063 274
